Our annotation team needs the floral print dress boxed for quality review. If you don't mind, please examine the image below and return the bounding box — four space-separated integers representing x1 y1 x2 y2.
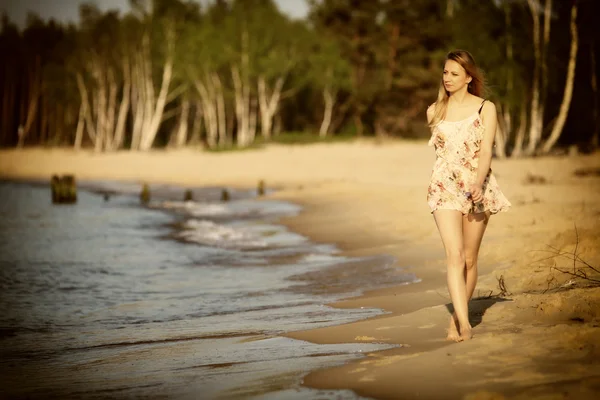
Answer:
427 111 511 215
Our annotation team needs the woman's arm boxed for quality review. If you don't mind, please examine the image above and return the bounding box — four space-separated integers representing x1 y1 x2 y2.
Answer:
471 101 497 202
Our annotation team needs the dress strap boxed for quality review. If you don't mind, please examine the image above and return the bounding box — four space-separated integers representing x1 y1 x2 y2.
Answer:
478 99 487 114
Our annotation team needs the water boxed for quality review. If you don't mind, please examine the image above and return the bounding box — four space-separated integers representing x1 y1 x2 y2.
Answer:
0 180 419 399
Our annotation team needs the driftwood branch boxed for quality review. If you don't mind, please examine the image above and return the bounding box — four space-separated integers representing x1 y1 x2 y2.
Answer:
536 224 600 292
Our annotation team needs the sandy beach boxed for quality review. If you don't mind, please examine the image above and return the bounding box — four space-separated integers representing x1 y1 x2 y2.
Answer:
1 141 600 399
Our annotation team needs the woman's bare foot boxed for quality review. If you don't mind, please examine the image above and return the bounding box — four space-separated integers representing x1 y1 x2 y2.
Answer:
459 326 473 341
446 315 460 341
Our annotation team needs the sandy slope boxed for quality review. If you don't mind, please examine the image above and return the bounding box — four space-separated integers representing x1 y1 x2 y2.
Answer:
1 141 600 399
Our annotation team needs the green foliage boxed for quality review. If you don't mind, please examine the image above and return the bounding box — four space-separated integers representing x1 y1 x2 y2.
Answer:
0 0 598 149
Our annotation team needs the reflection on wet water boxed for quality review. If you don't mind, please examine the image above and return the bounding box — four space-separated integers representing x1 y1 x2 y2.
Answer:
0 181 414 399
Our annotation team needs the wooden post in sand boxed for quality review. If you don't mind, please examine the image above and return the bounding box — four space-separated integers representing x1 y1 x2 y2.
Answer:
257 180 265 196
140 184 151 205
51 175 77 204
51 175 60 203
184 189 193 202
221 189 230 202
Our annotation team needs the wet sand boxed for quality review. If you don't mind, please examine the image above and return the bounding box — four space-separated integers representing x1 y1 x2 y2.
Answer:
1 141 600 399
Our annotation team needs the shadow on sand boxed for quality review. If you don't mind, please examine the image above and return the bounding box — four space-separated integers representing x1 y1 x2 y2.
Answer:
445 296 512 328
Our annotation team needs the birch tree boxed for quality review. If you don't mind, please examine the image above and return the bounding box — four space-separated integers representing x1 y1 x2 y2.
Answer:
591 42 599 149
184 20 228 149
126 0 178 151
499 1 514 158
130 29 174 151
73 6 131 152
541 1 578 153
222 2 256 148
221 0 296 145
308 35 351 137
525 0 552 155
16 16 49 147
169 95 190 148
253 11 306 139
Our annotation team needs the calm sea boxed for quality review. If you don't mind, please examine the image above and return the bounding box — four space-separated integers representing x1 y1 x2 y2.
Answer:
0 180 418 399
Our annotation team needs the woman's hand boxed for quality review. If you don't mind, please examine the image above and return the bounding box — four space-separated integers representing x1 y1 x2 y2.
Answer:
469 183 484 203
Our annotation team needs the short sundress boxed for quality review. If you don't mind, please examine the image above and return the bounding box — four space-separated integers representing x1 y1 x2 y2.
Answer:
427 101 511 215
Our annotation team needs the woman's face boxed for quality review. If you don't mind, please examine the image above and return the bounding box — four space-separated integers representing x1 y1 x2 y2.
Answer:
443 60 471 94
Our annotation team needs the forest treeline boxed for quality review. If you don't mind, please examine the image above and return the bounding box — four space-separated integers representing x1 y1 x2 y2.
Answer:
0 0 598 156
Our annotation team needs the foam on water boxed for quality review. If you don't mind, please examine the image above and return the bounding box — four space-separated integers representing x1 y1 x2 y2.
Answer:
0 180 417 399
158 198 302 220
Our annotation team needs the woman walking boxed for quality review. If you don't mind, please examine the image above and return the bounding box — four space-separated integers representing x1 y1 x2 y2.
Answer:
426 50 511 342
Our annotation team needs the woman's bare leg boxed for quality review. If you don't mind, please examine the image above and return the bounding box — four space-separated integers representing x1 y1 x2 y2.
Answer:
463 211 490 299
448 211 491 340
433 210 469 341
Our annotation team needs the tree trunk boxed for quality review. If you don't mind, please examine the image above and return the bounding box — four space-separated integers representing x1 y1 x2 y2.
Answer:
591 42 599 149
40 95 49 145
226 105 234 146
195 79 218 148
2 67 13 145
502 107 512 149
8 71 16 145
76 72 98 147
19 57 42 148
51 102 60 144
188 102 203 146
495 103 507 159
233 30 253 148
354 113 364 136
526 0 542 155
93 64 106 153
503 1 513 143
249 96 257 144
319 86 335 137
273 114 282 136
174 96 190 147
142 35 154 146
258 75 285 139
112 58 131 151
54 103 64 145
74 102 85 150
19 69 26 130
104 68 118 150
541 2 578 153
512 99 528 157
212 73 227 147
534 0 552 151
232 65 249 147
386 24 399 90
128 29 175 152
139 50 173 151
131 53 144 150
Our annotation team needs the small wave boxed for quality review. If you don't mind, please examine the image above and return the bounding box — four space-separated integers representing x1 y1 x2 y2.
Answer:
175 218 314 252
177 219 268 249
155 199 301 220
159 201 230 217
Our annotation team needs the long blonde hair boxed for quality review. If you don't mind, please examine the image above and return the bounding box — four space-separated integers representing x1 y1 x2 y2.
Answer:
429 50 486 127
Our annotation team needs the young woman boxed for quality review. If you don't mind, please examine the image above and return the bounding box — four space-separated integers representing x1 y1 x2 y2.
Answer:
426 50 511 342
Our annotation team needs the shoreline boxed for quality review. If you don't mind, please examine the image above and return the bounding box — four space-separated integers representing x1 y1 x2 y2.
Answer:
2 143 600 399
